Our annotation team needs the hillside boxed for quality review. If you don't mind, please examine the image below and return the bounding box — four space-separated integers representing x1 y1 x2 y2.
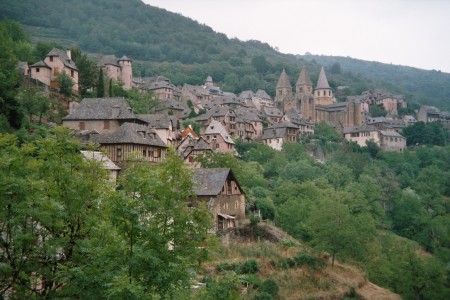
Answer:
200 222 401 299
1 0 450 110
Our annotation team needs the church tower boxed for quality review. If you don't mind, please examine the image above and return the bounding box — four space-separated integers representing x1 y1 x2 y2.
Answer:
275 68 293 112
314 67 334 106
295 66 315 121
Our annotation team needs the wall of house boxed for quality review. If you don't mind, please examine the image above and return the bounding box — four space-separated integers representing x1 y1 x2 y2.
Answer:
196 194 246 230
263 137 284 151
63 120 121 133
205 134 235 153
100 144 165 163
380 136 406 152
344 131 380 147
314 89 334 106
104 65 120 81
44 56 79 93
30 67 51 86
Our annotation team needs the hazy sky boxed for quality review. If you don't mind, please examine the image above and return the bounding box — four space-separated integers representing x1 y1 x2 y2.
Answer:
142 0 450 73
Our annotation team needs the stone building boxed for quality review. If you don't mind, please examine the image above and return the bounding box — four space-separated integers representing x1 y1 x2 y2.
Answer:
274 66 363 128
191 168 245 230
97 55 133 90
29 48 79 93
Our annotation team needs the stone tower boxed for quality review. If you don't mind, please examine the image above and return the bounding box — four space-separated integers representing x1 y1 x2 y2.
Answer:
275 69 293 112
295 66 315 121
205 75 213 87
118 55 132 90
314 67 334 106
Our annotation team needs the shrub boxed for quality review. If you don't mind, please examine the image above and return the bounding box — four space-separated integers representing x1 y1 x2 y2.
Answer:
294 252 325 271
254 198 276 220
259 278 279 296
250 215 261 226
254 292 273 300
239 259 259 274
216 262 238 272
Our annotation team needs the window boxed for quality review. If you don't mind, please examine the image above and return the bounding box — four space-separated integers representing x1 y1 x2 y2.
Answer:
216 143 219 149
36 68 40 73
49 56 53 62
117 148 122 157
188 156 194 162
143 150 147 157
227 179 232 194
103 120 110 129
235 201 238 209
79 122 85 130
53 67 59 76
70 70 74 77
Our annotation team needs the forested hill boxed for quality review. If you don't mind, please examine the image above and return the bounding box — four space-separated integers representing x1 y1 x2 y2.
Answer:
1 0 450 110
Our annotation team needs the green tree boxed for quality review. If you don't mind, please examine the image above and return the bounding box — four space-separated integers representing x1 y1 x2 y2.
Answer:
97 68 105 97
16 87 50 124
56 72 74 96
107 148 211 297
125 88 159 114
71 47 99 96
307 197 376 265
0 128 111 298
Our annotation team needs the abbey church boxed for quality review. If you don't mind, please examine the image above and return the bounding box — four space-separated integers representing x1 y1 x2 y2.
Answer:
275 66 364 128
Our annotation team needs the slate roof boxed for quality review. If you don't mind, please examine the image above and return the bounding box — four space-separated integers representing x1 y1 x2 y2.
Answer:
204 119 235 144
80 151 120 170
296 65 312 86
192 168 233 196
91 122 167 147
155 100 188 111
239 90 255 99
343 124 377 134
63 97 136 120
262 121 299 139
379 130 404 138
47 48 78 70
255 89 271 99
98 55 120 67
136 113 171 129
316 67 331 89
263 107 283 117
30 60 51 68
276 68 292 88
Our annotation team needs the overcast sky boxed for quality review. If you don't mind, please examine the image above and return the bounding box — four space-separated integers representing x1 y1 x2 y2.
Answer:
142 0 450 73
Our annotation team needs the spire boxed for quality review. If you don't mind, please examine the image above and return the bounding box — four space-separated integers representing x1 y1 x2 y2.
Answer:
296 65 312 85
316 67 330 89
276 68 292 88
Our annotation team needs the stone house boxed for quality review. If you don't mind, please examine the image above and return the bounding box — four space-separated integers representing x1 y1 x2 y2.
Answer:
91 122 167 165
379 130 406 152
343 125 380 147
97 55 132 90
262 121 299 151
191 168 245 230
29 48 79 93
154 100 189 117
282 108 315 135
203 119 235 153
136 113 178 146
235 107 264 140
178 136 213 166
181 84 212 104
263 107 283 124
132 76 181 100
63 97 141 133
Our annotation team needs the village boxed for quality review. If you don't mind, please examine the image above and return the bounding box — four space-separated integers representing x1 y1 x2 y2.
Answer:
20 47 450 231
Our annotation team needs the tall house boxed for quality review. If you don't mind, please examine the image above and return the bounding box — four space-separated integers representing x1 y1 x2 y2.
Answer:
295 66 315 121
275 69 293 111
118 56 132 90
314 67 334 106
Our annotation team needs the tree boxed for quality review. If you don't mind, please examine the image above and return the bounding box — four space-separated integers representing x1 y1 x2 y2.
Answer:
16 87 50 124
97 68 105 97
71 47 99 96
56 72 74 96
0 128 111 298
369 105 387 117
107 148 211 297
307 197 376 265
125 88 159 114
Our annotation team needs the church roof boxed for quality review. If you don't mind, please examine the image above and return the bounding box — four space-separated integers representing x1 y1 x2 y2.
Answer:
296 66 312 85
276 69 292 89
316 67 331 89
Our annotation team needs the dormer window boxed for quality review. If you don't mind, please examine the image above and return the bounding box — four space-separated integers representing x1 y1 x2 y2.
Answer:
49 56 53 62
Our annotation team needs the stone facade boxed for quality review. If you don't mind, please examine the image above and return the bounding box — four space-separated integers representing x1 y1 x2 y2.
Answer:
98 55 133 90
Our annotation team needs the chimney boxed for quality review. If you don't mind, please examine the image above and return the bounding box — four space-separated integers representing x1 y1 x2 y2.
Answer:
69 101 80 114
66 49 71 60
112 105 120 118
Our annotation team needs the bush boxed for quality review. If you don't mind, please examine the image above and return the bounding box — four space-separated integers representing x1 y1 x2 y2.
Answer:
250 215 261 226
254 198 276 220
216 262 238 272
254 291 273 300
259 278 279 296
239 259 259 274
294 252 325 271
